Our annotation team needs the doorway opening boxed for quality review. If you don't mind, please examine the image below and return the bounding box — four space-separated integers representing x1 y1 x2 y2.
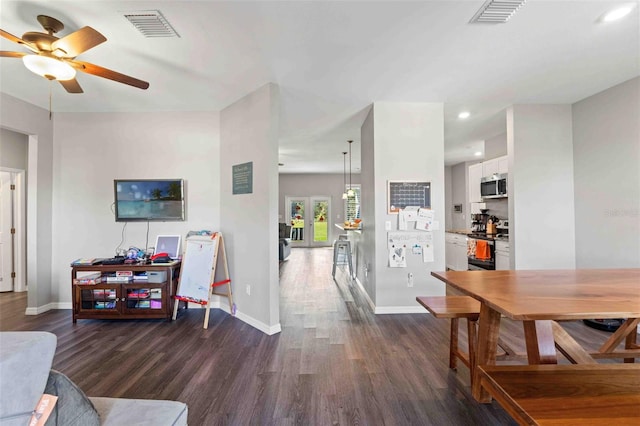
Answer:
0 169 26 293
284 196 331 248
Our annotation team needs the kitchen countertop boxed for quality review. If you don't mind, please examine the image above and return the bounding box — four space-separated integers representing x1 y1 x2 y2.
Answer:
446 229 472 235
469 233 509 242
335 224 362 233
446 230 509 241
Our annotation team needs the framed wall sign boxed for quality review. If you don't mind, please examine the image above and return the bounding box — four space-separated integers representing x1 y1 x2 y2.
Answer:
387 181 431 214
232 162 253 195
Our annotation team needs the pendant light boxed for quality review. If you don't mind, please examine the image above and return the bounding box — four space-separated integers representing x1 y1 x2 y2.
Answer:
347 140 355 197
341 151 348 199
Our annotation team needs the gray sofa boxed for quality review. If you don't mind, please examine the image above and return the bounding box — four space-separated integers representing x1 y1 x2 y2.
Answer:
279 223 291 261
0 332 187 426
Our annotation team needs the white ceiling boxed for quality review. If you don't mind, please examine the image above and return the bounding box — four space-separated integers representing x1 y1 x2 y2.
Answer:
1 1 638 173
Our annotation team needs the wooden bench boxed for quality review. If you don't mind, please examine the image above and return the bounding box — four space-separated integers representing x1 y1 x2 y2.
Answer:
417 296 525 387
417 296 480 385
478 364 640 425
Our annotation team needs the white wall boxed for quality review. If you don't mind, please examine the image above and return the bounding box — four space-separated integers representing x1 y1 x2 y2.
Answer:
1 93 53 312
484 132 507 159
220 83 280 334
444 166 452 228
572 77 640 268
359 107 376 304
507 104 576 269
278 173 361 245
370 102 446 312
448 163 467 230
51 111 221 305
0 128 28 170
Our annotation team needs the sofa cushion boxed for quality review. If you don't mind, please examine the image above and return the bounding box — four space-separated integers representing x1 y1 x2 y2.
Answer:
0 332 57 426
89 397 188 426
44 370 100 426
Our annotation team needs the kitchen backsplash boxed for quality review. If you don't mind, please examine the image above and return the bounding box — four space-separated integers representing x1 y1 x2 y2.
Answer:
485 198 508 220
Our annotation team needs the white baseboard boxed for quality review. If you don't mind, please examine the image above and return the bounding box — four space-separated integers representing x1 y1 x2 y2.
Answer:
234 310 282 335
352 277 426 315
188 297 282 335
25 303 55 315
353 277 376 312
27 299 281 334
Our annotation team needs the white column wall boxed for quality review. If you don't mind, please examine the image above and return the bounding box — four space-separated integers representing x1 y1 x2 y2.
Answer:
358 107 376 305
507 104 576 269
371 102 446 312
572 77 640 268
220 83 280 334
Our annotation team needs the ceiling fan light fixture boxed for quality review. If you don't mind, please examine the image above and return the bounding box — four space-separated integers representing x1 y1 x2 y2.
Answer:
22 55 75 81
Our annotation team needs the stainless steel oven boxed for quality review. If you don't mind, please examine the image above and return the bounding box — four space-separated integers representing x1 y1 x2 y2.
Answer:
467 235 495 270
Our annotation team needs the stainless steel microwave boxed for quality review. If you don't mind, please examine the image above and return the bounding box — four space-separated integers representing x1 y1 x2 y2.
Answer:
481 173 507 199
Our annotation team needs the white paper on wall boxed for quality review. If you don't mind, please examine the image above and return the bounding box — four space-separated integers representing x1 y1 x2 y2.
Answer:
389 246 407 267
387 231 433 250
422 232 435 262
398 206 419 230
398 210 408 230
416 208 435 231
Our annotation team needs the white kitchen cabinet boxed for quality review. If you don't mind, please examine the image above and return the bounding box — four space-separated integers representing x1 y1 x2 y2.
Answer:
482 158 499 177
495 240 510 270
497 155 508 174
445 233 456 270
446 233 468 271
468 163 483 203
482 155 508 177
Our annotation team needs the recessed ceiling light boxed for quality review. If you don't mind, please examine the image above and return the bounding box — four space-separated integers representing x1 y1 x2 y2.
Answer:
602 5 635 22
474 151 482 156
458 111 471 119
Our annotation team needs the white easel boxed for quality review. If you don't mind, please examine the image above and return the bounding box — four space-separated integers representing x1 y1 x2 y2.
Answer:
172 232 234 329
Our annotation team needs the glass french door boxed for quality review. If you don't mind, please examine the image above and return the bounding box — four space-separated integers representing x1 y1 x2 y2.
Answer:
285 196 331 247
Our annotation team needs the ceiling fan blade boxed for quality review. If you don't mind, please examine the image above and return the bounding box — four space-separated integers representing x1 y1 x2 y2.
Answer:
0 51 28 58
51 26 106 58
59 78 84 94
0 29 38 52
69 60 149 90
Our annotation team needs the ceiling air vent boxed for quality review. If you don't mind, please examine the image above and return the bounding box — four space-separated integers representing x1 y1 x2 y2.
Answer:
123 10 180 38
469 0 527 24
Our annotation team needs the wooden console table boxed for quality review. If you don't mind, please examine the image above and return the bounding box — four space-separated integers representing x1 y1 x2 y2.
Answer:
71 261 181 323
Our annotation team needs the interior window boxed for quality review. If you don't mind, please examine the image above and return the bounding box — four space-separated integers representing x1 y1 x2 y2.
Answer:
345 184 361 222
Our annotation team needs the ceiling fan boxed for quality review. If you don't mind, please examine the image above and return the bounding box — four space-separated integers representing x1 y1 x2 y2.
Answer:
0 15 149 93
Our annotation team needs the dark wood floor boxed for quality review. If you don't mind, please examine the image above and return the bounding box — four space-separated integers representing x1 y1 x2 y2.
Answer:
0 248 626 425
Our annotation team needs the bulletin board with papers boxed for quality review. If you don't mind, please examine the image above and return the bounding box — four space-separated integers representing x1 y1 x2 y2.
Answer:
387 231 435 264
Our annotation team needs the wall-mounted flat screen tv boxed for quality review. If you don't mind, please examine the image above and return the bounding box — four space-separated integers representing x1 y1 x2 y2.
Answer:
114 179 185 222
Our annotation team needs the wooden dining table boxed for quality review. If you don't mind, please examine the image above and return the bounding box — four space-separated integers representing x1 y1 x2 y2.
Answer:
431 269 640 403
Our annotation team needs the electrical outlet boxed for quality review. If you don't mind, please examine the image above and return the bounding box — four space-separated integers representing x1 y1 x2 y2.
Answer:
408 273 414 287
246 284 251 296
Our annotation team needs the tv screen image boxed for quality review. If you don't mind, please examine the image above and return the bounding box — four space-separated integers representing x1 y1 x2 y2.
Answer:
114 179 185 222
